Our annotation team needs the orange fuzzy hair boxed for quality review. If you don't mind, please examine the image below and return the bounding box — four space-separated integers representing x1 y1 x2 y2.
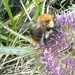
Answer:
30 14 54 46
30 36 40 46
37 14 53 23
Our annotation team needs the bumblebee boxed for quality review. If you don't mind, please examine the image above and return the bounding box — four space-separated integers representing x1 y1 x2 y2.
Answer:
29 14 56 46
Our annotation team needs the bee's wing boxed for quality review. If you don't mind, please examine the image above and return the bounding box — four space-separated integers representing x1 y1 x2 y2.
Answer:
17 20 37 30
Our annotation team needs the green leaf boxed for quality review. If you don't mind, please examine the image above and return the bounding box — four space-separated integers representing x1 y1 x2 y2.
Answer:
61 0 66 4
25 0 29 8
13 10 25 30
0 21 30 42
0 46 36 55
0 34 12 41
2 0 15 25
13 1 30 30
32 6 39 20
32 0 42 20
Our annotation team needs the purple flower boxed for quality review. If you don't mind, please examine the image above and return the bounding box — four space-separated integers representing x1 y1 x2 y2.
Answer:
38 10 75 75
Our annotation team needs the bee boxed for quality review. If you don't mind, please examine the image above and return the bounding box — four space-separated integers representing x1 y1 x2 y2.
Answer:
29 14 56 46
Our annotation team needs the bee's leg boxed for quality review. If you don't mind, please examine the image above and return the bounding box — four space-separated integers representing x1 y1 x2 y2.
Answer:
43 33 48 45
43 37 47 45
51 26 58 33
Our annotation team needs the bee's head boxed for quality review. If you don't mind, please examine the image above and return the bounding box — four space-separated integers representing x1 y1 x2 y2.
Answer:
37 14 54 28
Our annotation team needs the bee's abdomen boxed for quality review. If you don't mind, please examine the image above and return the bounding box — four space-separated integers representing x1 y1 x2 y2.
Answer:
30 28 43 45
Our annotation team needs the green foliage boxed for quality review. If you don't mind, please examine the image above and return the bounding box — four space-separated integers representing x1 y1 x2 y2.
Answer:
32 0 42 20
0 0 27 21
0 0 9 20
2 0 15 26
0 0 75 53
1 0 30 46
0 0 75 74
61 0 66 4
